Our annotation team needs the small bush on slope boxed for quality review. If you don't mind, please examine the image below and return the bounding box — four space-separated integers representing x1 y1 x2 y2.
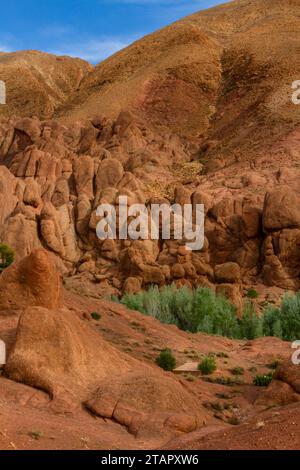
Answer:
156 349 176 371
253 373 274 387
246 289 259 299
198 356 217 375
0 243 15 272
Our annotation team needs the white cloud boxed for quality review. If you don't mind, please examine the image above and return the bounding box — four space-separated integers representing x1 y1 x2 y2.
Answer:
51 37 132 63
0 44 11 53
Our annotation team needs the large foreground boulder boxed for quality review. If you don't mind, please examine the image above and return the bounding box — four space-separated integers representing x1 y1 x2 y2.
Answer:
6 305 205 437
86 372 205 439
5 306 130 399
0 249 63 315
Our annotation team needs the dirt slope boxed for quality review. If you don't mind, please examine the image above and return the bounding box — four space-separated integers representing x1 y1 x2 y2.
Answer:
0 250 296 450
164 403 300 450
0 50 92 119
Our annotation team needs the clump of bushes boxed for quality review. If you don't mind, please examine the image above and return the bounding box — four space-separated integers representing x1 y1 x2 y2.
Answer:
0 243 14 272
121 286 241 338
198 356 217 375
262 293 300 341
253 373 274 387
156 349 176 371
119 286 300 342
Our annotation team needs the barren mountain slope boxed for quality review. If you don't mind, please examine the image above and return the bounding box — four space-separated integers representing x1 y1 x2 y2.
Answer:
57 23 222 138
57 0 300 163
0 50 92 119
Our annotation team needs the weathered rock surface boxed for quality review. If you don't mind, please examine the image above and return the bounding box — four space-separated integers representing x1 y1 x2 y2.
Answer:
0 249 63 315
0 1 300 302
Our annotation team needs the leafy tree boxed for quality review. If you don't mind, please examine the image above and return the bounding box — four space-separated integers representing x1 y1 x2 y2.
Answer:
239 302 263 340
262 306 281 337
280 293 300 341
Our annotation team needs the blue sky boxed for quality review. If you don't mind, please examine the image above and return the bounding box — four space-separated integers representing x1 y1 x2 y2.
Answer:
0 0 226 64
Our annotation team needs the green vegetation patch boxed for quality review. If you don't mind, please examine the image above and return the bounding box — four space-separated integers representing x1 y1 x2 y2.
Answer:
155 349 176 371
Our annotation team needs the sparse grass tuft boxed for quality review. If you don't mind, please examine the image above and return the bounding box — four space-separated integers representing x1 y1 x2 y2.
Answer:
29 430 43 440
266 360 282 370
230 367 245 376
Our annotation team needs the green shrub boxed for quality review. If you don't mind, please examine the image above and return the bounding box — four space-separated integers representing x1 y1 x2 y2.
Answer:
156 349 176 371
91 312 101 321
246 289 259 299
0 243 15 272
121 292 147 315
253 373 274 387
198 356 217 375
